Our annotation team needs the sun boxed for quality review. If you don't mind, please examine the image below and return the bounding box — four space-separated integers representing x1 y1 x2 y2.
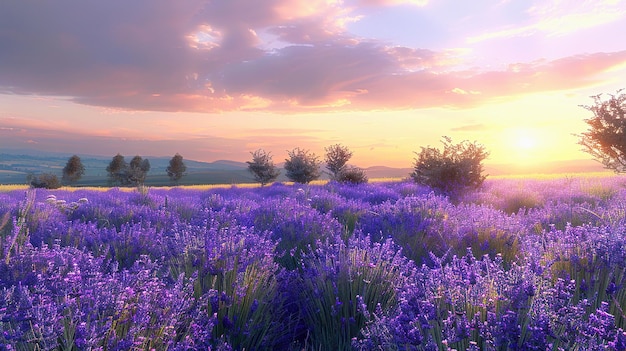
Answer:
496 128 543 165
515 134 537 150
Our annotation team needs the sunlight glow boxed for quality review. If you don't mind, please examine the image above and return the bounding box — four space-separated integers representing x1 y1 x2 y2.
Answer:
516 134 537 150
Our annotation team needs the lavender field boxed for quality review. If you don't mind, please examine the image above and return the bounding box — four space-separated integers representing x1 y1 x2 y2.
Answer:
2 176 626 350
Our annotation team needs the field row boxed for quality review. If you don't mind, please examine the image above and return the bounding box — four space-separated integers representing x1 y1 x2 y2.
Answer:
1 176 626 350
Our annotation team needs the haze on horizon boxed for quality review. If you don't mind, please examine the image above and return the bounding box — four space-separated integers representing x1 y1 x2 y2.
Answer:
1 1 625 174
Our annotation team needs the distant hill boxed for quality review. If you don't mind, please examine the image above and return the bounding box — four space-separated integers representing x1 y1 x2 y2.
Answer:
0 148 611 186
0 150 255 186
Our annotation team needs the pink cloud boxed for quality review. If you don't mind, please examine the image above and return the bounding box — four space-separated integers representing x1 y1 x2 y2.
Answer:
1 1 625 114
356 0 429 7
0 117 329 162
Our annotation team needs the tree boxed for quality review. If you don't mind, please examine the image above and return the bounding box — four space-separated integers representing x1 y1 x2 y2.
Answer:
106 154 150 186
166 153 187 184
577 89 626 172
247 149 280 186
411 136 488 196
128 155 150 186
325 144 353 180
62 155 85 184
106 153 128 185
29 173 61 189
284 148 321 184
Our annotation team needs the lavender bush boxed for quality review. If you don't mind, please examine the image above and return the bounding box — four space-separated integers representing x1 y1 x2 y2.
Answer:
1 175 626 350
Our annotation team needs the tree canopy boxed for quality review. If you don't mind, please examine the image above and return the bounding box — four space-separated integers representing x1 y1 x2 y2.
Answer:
284 148 321 184
62 155 85 184
106 154 150 186
247 149 280 186
411 136 488 196
106 154 128 185
578 89 626 173
166 153 187 184
324 144 352 180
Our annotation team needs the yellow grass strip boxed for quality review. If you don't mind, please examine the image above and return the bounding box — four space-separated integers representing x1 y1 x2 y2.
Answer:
0 184 29 192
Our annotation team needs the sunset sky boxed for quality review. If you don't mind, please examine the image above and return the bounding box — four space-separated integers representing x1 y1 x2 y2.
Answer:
1 1 626 173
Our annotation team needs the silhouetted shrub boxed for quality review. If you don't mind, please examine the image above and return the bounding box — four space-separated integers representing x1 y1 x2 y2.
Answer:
29 173 61 189
411 136 488 197
337 166 368 184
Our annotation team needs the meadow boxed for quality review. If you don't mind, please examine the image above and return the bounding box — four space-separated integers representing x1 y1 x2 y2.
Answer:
1 174 626 350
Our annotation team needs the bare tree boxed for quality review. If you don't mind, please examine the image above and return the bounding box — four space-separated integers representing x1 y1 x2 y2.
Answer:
247 149 280 186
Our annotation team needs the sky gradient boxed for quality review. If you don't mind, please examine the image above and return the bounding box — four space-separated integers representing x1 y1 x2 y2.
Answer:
1 0 625 173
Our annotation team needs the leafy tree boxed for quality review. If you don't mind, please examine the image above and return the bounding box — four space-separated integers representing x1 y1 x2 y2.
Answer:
284 148 321 184
106 153 128 185
411 136 488 196
128 155 150 186
166 153 187 184
336 166 368 184
247 149 280 186
106 154 150 186
28 173 61 189
62 155 85 184
325 144 353 180
577 89 626 172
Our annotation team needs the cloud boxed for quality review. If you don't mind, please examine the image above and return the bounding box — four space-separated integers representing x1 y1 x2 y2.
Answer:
468 0 626 43
450 124 486 132
1 1 625 114
0 116 329 161
356 0 429 7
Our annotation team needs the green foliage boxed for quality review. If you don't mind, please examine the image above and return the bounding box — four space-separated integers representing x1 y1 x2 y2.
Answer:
411 136 489 196
128 155 150 186
106 154 150 186
325 144 353 180
247 149 280 186
28 173 62 189
206 261 281 350
284 148 321 184
106 153 128 185
166 153 187 184
62 155 85 184
578 89 626 172
336 166 368 184
298 237 406 350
